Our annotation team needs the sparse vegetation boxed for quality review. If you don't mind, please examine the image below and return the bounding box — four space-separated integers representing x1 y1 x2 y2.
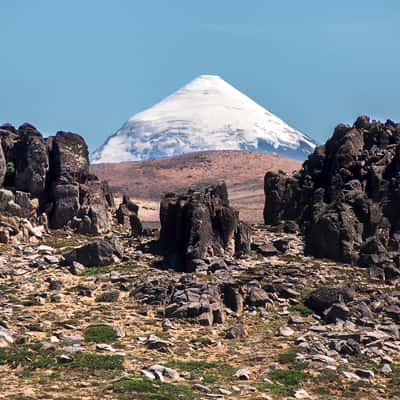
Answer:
287 303 313 316
165 359 236 385
69 353 124 371
257 363 308 397
84 325 118 343
112 377 198 399
277 347 300 364
0 343 57 370
95 290 120 302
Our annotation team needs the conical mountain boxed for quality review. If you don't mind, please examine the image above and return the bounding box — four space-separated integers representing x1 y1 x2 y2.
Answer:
92 75 316 163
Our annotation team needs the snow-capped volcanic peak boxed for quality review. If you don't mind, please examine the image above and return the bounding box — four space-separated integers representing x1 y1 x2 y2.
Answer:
92 75 316 163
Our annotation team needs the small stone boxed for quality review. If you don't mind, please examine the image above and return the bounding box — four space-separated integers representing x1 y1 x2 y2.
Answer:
0 326 15 347
295 389 310 399
235 367 250 380
58 354 73 364
0 230 10 244
162 367 180 381
38 245 54 254
63 344 83 354
40 342 54 352
342 371 361 382
325 303 350 323
278 326 294 337
381 354 393 364
198 311 213 326
44 255 62 264
141 369 156 380
110 271 121 283
162 319 177 330
143 334 172 353
194 384 211 393
96 343 116 352
288 315 304 325
59 333 84 346
311 355 336 365
355 369 374 380
381 364 392 376
50 293 64 303
256 242 279 257
69 261 85 275
226 321 246 339
309 325 328 332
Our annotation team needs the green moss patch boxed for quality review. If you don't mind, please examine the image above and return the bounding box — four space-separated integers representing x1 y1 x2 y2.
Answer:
112 378 198 399
84 325 118 343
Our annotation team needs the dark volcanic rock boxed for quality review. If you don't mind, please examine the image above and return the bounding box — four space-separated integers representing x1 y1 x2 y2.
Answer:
15 124 49 197
130 213 143 236
50 131 89 183
116 195 143 236
0 122 114 237
159 182 251 272
72 180 113 234
0 141 6 187
264 116 400 279
235 221 252 256
62 238 122 267
51 184 80 228
305 287 354 315
116 195 139 226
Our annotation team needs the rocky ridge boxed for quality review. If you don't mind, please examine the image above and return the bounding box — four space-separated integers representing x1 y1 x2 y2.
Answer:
159 182 251 272
264 116 400 282
0 123 114 243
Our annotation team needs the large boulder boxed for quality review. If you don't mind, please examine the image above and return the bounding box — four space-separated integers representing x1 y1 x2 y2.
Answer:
116 194 143 236
62 238 122 267
47 131 113 233
305 287 354 315
0 124 19 188
116 195 139 227
264 116 400 279
50 131 89 183
72 179 114 234
50 184 80 228
159 182 251 272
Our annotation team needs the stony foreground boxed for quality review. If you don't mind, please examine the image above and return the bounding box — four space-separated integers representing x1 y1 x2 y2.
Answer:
0 225 399 400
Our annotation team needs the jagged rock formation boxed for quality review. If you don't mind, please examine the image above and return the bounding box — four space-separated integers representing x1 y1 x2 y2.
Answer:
159 182 251 272
116 194 143 236
130 275 275 326
264 116 400 279
0 122 114 242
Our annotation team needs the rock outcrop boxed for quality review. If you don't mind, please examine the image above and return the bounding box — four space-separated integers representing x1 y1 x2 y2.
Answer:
0 122 114 241
116 195 142 236
264 116 400 279
159 182 251 272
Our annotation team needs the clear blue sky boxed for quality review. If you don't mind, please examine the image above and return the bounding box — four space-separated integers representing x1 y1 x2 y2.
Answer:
1 0 400 150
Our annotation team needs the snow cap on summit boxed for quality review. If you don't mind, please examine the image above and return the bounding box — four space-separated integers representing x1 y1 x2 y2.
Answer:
92 75 316 163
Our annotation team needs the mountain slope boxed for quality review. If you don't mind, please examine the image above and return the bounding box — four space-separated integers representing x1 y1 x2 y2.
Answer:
92 75 316 163
91 150 301 223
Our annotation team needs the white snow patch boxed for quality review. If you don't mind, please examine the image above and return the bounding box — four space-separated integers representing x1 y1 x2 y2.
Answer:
92 75 316 163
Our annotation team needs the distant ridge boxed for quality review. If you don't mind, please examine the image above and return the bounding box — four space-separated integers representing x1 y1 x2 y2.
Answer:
91 149 302 223
92 75 316 163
